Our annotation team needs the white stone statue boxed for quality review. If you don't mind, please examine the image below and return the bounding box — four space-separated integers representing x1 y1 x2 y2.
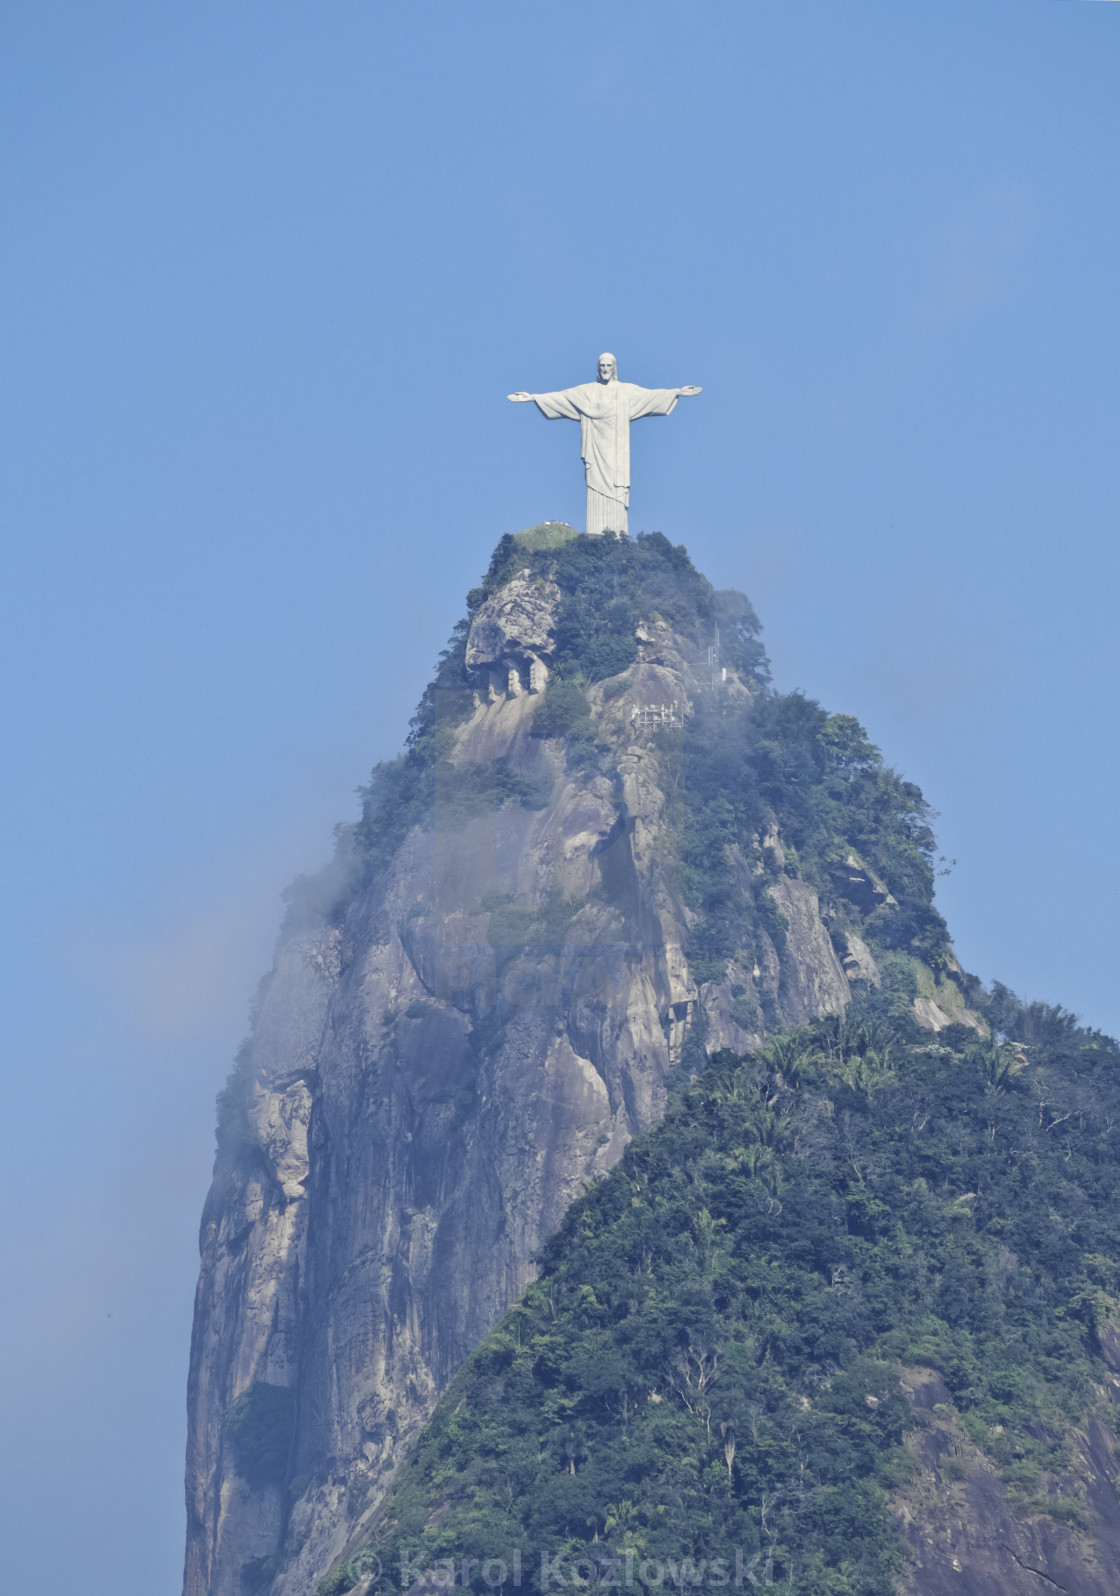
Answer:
508 353 701 537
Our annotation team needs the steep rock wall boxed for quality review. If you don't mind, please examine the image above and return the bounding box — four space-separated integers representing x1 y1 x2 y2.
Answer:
184 564 937 1596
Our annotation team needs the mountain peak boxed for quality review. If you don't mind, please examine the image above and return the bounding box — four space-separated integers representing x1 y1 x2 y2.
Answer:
186 531 981 1596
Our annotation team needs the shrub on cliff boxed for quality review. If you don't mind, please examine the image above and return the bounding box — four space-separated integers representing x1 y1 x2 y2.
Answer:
529 680 591 740
483 531 765 687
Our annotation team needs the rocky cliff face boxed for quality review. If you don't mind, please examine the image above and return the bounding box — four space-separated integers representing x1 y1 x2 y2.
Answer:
896 1367 1120 1596
184 533 966 1596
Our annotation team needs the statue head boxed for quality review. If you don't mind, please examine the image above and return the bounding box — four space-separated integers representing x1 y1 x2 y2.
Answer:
597 352 617 384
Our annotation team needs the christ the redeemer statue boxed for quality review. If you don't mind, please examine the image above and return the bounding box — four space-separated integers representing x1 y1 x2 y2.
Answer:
508 353 701 537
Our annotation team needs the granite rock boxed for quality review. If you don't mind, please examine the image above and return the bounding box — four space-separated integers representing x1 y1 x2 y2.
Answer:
183 578 904 1596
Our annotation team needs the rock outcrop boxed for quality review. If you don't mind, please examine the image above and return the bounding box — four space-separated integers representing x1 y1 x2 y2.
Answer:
464 570 558 700
183 543 970 1596
895 1370 1120 1595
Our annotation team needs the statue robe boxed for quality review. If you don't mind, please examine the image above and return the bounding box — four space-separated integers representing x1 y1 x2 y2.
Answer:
530 379 680 536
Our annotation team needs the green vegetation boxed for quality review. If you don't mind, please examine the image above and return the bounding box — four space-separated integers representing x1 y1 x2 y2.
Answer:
354 750 552 876
676 692 949 998
514 522 581 551
601 677 632 702
221 534 1120 1596
227 536 955 1152
351 999 1120 1595
348 535 940 996
345 541 762 889
529 680 591 741
358 533 733 830
224 1382 295 1487
483 531 764 688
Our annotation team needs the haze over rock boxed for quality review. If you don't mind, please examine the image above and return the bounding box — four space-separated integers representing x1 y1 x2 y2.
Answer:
184 530 993 1596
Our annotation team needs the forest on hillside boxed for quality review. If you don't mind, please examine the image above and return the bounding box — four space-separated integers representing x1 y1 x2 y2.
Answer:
322 993 1120 1596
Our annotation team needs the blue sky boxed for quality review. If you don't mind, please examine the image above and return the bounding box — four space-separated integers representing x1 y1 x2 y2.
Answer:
1 4 1117 1592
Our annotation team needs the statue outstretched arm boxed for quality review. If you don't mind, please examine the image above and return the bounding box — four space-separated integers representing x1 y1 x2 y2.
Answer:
511 387 583 422
627 383 703 421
